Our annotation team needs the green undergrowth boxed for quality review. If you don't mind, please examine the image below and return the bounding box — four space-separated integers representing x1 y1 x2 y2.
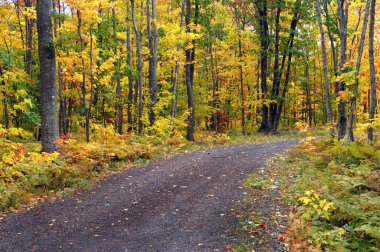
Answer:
0 124 307 213
280 138 380 251
231 147 292 252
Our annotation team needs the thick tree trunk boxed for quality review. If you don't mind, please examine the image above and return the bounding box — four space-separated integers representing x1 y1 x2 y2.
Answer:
36 0 59 152
337 0 349 139
347 0 370 142
184 0 198 141
269 0 282 129
255 0 270 132
368 0 377 141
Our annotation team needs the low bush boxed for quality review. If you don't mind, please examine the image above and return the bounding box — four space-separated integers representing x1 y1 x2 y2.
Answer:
283 138 380 251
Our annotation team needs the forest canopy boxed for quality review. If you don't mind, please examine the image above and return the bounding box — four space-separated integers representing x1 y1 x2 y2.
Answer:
0 0 379 150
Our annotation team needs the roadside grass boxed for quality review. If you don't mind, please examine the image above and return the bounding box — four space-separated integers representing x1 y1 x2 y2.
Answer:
233 135 380 251
0 125 307 213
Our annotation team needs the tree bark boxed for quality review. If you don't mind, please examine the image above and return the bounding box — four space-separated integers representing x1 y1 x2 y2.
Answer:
255 0 270 132
131 0 143 135
25 0 34 78
368 0 377 141
323 0 339 78
271 0 302 132
347 0 370 141
269 0 283 129
238 31 245 135
112 8 123 134
87 25 95 142
147 0 158 125
184 0 198 141
337 0 349 139
126 1 133 132
36 0 59 152
171 0 185 122
316 0 333 125
0 65 9 135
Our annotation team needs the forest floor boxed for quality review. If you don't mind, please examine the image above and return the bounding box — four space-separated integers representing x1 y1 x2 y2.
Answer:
0 139 297 252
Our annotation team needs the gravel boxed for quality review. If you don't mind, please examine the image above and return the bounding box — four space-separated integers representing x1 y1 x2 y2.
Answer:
0 140 297 252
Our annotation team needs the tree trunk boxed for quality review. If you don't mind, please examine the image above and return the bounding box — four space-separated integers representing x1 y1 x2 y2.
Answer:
238 31 245 135
171 0 185 122
147 0 158 125
87 25 95 142
271 0 301 132
269 0 283 129
347 0 370 142
112 8 123 134
131 0 143 135
316 0 333 126
0 65 9 135
36 0 59 152
305 58 312 127
126 1 134 132
323 0 338 78
337 0 349 139
54 0 67 136
368 0 377 141
255 0 270 132
184 0 198 141
25 0 34 78
210 46 219 131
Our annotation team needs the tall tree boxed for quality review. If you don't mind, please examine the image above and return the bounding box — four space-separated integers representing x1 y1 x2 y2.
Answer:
271 0 302 132
316 0 333 128
25 0 34 78
269 0 283 130
337 0 349 139
147 0 158 125
112 7 123 134
36 0 59 152
131 0 143 135
171 0 185 122
368 0 377 141
126 1 134 132
255 0 270 132
184 0 198 141
346 0 370 141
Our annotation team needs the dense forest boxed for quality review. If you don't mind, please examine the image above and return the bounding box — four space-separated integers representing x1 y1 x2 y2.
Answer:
0 0 379 251
0 0 377 151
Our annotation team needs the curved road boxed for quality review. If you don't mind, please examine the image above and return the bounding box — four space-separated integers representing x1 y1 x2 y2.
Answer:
0 140 297 252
